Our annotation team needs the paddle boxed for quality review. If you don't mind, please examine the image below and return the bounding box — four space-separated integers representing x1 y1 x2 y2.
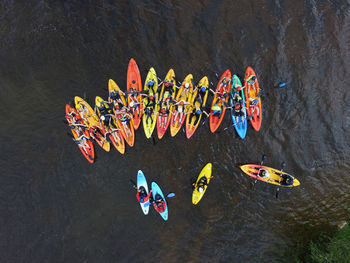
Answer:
276 162 286 199
128 179 138 190
263 82 287 94
143 193 176 207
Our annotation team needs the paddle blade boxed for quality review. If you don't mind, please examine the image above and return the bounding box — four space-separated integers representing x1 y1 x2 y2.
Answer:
167 193 175 198
261 154 266 165
128 179 137 190
143 202 151 207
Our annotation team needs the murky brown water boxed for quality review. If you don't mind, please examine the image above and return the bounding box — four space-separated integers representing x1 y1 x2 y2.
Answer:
1 0 350 262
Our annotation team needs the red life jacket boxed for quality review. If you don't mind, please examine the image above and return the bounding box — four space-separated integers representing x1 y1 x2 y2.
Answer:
136 191 151 203
153 201 166 213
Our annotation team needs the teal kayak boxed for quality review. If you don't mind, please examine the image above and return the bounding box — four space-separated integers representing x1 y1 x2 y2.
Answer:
230 75 247 139
151 182 168 221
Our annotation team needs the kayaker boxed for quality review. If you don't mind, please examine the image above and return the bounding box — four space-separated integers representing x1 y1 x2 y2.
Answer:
246 75 257 94
198 86 208 102
257 169 270 179
192 177 209 193
232 95 245 124
153 195 166 213
146 80 156 94
163 81 175 95
173 100 190 123
76 103 90 123
145 95 156 109
279 174 294 186
248 97 260 115
136 188 152 203
144 107 154 123
211 103 222 117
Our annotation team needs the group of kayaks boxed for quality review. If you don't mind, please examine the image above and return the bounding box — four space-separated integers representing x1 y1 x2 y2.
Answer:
131 158 300 221
64 58 263 163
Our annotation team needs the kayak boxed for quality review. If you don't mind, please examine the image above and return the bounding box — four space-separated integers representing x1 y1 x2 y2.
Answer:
186 76 209 139
151 182 168 221
95 96 125 154
156 69 176 139
65 104 95 163
209 69 232 133
192 163 212 205
108 79 135 147
127 58 143 130
240 164 300 187
137 170 150 215
244 66 262 131
142 67 159 139
74 96 110 152
170 74 193 137
230 75 247 139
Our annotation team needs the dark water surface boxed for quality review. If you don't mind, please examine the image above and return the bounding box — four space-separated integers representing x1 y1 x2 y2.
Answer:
1 1 350 262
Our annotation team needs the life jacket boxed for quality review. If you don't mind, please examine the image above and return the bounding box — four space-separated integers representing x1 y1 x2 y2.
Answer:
212 104 221 112
153 200 166 213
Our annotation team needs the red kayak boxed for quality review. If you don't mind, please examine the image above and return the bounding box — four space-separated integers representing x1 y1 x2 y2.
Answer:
209 69 232 133
244 66 262 131
127 58 143 130
65 104 95 163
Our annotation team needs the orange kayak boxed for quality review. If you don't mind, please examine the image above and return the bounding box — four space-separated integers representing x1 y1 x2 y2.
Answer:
209 70 231 133
127 58 143 130
244 66 262 131
65 104 95 163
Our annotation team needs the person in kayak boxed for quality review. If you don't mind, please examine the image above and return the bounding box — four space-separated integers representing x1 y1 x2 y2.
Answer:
248 97 260 116
279 174 294 186
96 100 114 128
76 103 91 125
246 75 257 94
136 188 152 203
146 80 156 94
257 169 270 179
153 195 166 213
173 100 190 123
192 176 209 193
198 85 208 103
163 81 175 96
232 94 245 124
144 107 155 123
211 103 222 117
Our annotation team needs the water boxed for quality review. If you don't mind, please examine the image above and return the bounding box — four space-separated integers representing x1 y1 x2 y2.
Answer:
1 1 350 262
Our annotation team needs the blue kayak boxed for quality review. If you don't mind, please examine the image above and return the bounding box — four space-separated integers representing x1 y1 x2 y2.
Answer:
230 75 247 139
151 182 168 221
137 170 150 215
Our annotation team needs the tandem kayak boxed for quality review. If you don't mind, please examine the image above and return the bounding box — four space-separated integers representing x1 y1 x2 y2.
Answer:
240 164 300 187
127 58 143 130
142 67 159 139
186 76 209 139
65 104 95 163
157 69 176 139
95 96 125 154
230 75 247 139
209 69 231 133
108 79 135 147
170 74 193 137
74 96 110 152
244 66 262 131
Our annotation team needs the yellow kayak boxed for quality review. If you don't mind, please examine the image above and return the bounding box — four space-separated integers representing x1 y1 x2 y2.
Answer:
108 79 135 147
186 76 209 139
142 67 159 138
170 74 193 137
95 96 125 154
192 163 212 205
74 96 110 152
240 164 300 187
